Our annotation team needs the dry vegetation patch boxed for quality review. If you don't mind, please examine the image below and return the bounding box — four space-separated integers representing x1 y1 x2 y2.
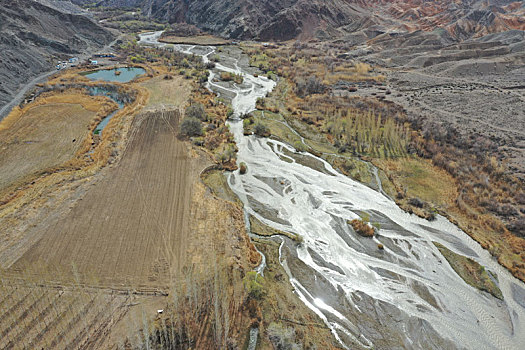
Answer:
140 74 191 110
159 35 230 46
0 101 99 194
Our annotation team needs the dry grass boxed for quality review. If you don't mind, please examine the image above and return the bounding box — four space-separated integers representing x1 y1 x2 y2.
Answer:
0 94 116 196
159 35 230 46
140 74 192 111
375 157 458 207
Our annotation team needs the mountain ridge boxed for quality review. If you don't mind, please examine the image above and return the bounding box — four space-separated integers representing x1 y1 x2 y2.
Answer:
72 0 525 41
0 0 115 114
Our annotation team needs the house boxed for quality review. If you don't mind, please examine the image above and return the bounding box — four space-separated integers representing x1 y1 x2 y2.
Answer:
94 53 116 58
90 60 98 65
69 57 79 63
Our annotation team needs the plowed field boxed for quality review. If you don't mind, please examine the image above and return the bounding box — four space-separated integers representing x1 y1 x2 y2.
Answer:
10 110 203 287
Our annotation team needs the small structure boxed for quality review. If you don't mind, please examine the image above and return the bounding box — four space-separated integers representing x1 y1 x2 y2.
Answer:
94 53 116 58
69 57 79 63
90 60 98 65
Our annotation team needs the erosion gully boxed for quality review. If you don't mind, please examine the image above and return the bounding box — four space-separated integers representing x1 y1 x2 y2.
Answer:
139 31 525 350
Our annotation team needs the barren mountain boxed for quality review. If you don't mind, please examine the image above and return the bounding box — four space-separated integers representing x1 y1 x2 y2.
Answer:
0 0 114 114
74 0 525 41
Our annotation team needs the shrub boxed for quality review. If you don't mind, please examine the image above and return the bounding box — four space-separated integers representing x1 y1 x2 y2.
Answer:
349 218 375 237
256 97 266 108
239 162 247 174
293 141 307 152
185 103 207 121
267 323 301 350
296 76 325 96
243 271 265 299
254 123 270 137
179 117 203 137
408 197 424 208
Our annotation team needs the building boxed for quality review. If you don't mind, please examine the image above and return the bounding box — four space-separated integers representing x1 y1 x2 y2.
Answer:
94 53 116 58
90 60 98 65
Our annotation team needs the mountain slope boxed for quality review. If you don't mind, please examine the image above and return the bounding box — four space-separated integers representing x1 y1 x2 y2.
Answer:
86 0 525 41
0 0 114 115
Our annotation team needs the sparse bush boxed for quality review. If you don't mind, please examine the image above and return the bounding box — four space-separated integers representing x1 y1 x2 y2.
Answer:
239 162 247 174
349 218 375 237
185 103 207 121
243 271 265 299
254 123 270 137
180 117 203 137
296 76 325 97
267 322 302 350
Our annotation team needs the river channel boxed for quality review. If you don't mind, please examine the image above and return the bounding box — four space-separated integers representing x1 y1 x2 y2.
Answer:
139 31 525 350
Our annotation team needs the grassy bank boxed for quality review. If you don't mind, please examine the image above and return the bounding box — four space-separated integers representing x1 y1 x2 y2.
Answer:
434 242 503 299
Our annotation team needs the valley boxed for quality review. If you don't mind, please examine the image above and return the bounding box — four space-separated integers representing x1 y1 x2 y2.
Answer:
0 0 524 349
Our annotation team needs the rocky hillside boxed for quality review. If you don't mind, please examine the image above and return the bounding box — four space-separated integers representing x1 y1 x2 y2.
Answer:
75 0 525 41
0 0 114 115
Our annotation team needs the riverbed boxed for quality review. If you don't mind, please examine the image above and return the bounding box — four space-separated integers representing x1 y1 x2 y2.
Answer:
140 31 525 350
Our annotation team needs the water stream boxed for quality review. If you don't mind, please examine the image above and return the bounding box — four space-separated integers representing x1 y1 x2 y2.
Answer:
139 31 525 350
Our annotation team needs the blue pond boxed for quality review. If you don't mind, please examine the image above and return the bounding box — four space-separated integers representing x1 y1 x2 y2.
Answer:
87 87 126 135
84 67 145 83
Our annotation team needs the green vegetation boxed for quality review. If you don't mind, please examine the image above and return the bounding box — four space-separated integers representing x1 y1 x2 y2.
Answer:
254 122 271 137
180 117 203 137
243 271 265 300
249 215 303 243
250 52 271 72
433 242 503 300
325 110 409 158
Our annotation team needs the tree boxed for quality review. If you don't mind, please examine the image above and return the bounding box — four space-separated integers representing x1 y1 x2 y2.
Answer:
185 103 207 121
180 117 203 137
254 123 270 137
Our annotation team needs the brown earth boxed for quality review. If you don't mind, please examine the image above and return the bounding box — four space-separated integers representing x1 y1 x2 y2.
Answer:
0 57 263 348
9 109 200 286
159 34 230 46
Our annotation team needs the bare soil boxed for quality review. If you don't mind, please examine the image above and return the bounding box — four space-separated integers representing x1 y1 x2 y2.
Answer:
9 110 200 287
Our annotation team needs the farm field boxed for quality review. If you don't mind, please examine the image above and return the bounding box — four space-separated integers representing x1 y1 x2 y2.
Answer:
140 74 192 111
0 282 132 349
0 96 109 196
0 66 255 347
9 109 203 287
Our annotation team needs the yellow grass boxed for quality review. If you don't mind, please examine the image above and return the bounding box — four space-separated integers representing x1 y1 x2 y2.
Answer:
140 74 191 110
159 35 229 46
375 157 458 208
